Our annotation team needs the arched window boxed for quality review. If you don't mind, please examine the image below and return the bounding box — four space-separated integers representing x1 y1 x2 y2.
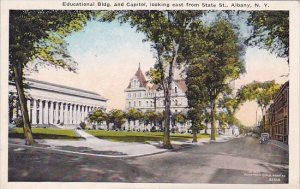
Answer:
129 101 131 107
175 87 178 93
139 101 141 106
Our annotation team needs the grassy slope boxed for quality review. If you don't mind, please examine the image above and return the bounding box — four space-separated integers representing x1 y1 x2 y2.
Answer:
86 130 210 143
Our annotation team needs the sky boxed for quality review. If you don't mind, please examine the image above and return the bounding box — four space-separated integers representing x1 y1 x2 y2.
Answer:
27 18 289 127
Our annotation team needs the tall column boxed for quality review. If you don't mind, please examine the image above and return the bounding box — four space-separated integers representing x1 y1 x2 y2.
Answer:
78 105 82 123
60 103 64 124
38 100 43 124
75 105 78 124
54 102 59 124
27 99 31 122
77 105 80 123
69 104 73 124
64 103 68 124
74 105 78 124
84 106 88 119
49 101 54 124
73 104 78 124
81 106 84 122
44 100 49 124
32 99 37 124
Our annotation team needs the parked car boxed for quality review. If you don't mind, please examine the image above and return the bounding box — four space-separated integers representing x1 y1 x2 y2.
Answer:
259 133 270 144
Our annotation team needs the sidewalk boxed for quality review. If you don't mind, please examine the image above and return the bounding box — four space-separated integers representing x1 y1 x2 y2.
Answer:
9 130 237 158
269 139 289 151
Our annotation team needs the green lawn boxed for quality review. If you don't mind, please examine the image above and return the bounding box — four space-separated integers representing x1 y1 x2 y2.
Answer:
9 128 82 140
86 130 210 143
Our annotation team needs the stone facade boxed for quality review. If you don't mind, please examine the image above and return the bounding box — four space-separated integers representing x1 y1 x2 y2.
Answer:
9 78 107 128
124 65 188 113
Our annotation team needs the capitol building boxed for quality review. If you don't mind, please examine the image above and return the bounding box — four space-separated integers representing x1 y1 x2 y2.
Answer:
8 78 107 128
124 65 191 133
124 65 189 114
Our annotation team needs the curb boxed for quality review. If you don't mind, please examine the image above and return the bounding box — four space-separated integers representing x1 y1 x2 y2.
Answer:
9 135 237 158
9 143 169 158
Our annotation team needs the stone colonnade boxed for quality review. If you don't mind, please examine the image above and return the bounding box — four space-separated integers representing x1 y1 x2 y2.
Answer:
9 93 100 126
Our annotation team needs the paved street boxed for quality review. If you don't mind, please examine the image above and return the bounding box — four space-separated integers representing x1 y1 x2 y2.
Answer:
9 136 288 183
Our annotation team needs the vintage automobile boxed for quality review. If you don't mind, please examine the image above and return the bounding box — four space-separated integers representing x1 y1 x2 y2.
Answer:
259 133 270 144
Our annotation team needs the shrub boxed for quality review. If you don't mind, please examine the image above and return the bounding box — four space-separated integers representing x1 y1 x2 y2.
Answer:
14 117 23 128
150 126 156 132
80 122 86 130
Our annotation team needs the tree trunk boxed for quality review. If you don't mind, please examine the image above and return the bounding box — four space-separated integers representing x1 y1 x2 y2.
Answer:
13 64 34 145
162 41 179 149
163 88 173 149
261 107 265 133
210 100 217 141
192 126 198 143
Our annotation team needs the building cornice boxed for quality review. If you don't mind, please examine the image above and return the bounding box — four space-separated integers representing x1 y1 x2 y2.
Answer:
9 78 108 102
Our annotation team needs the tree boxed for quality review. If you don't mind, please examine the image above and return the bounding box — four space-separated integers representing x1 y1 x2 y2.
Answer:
185 20 245 141
187 108 205 143
126 108 143 128
10 10 97 145
144 110 158 126
156 111 165 130
238 80 280 127
171 111 187 126
245 11 289 62
171 111 187 133
108 109 126 130
109 11 207 149
86 109 107 129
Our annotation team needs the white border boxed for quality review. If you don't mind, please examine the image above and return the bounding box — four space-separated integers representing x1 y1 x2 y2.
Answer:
1 1 299 189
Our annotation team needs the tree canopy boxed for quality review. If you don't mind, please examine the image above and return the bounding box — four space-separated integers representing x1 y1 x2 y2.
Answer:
186 19 245 140
9 10 102 144
245 11 289 61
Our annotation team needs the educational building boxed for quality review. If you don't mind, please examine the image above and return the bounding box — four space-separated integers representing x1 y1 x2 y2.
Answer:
9 78 107 128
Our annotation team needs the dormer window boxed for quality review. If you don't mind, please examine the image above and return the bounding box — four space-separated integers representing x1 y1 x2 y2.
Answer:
131 78 140 88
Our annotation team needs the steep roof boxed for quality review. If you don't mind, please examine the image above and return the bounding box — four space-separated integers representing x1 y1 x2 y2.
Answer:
126 64 187 92
135 66 147 87
149 79 187 93
127 64 147 89
175 79 187 93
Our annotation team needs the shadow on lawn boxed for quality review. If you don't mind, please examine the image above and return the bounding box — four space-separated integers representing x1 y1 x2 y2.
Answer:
9 133 83 140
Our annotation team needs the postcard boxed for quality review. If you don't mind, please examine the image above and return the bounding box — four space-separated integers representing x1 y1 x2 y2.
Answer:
1 0 299 189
